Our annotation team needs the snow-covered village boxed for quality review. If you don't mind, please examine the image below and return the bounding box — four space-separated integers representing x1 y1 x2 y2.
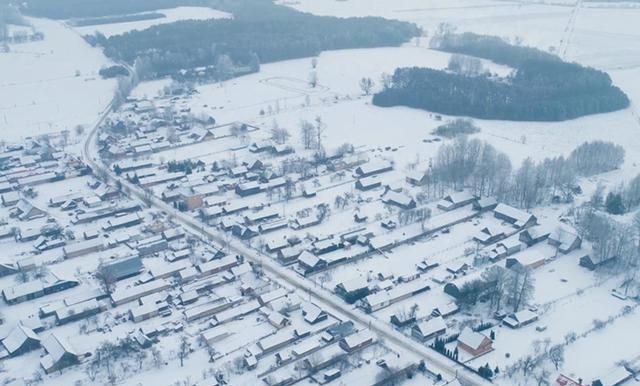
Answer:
1 1 640 386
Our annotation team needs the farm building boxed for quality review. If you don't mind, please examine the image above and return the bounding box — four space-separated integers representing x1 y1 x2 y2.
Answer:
505 249 549 270
503 309 539 328
579 254 617 271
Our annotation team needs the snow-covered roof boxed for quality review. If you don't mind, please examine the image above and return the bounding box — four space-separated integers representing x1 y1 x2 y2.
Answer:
2 325 39 354
457 327 488 350
414 317 447 337
41 333 77 362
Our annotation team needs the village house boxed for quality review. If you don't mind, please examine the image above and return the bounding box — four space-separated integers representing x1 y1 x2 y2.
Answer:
12 200 46 221
411 317 447 342
1 324 40 358
457 327 493 357
276 247 301 265
473 197 498 212
259 219 289 234
40 333 86 374
111 279 172 307
236 181 262 197
102 213 142 231
1 191 20 207
591 367 634 386
339 330 375 353
494 203 537 229
98 255 144 281
437 192 476 211
355 176 382 191
473 226 505 245
292 216 322 230
405 170 429 186
62 238 105 259
335 277 370 304
2 274 79 305
431 302 460 318
382 191 416 210
297 251 327 275
54 299 102 325
354 160 393 178
548 228 582 254
488 238 522 262
361 280 430 313
519 225 552 246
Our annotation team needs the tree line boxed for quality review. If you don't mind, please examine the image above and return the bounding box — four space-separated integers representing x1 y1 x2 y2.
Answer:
90 0 420 80
416 138 624 210
373 32 629 121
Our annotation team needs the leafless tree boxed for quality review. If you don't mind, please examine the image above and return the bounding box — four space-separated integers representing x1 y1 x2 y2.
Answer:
177 335 191 367
299 119 316 150
359 77 375 95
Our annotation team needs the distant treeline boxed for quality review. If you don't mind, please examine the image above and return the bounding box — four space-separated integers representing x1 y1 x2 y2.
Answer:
15 0 205 19
373 32 629 121
68 12 165 27
92 0 420 80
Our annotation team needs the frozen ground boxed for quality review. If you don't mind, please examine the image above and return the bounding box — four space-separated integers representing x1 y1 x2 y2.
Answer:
0 17 115 142
72 7 232 38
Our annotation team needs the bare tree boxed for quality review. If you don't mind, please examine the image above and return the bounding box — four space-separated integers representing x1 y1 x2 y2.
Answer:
299 120 316 150
270 121 290 145
548 344 565 370
359 77 375 95
95 266 118 295
177 335 191 367
508 266 535 312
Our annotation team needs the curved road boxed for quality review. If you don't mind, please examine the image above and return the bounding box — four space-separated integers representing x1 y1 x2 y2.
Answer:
81 110 492 386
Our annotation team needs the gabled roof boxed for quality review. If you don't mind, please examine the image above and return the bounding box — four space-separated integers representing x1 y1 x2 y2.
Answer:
457 327 489 350
2 325 39 354
414 317 446 337
41 333 77 362
298 251 321 268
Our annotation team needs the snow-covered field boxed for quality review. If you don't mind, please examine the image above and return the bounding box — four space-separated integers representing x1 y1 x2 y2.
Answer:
0 17 115 142
72 7 232 38
3 1 640 385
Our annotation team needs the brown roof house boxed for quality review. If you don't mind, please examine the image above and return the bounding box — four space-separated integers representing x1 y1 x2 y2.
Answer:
457 327 492 357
